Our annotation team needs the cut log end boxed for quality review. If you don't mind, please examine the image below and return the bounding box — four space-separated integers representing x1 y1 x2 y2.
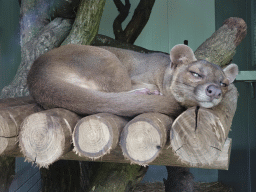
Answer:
73 118 112 159
0 115 10 155
223 17 247 46
19 113 66 168
170 107 226 166
121 121 161 166
0 103 42 156
19 108 79 168
73 113 127 160
120 113 172 166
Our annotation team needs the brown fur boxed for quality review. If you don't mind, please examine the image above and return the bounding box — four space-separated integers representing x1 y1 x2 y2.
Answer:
27 44 238 117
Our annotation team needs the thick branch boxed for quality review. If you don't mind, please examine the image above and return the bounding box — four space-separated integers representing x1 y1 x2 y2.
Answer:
92 34 162 53
61 0 106 45
20 0 79 46
113 0 131 41
1 18 73 99
113 0 155 44
124 0 155 44
195 17 247 66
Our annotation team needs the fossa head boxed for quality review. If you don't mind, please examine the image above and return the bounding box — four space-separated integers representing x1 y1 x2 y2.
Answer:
169 44 238 108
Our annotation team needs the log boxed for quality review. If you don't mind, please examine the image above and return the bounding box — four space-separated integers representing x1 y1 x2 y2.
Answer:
0 96 34 108
0 97 41 156
171 107 223 166
170 76 238 166
60 138 232 170
195 17 247 66
0 97 232 169
73 113 128 159
166 18 245 166
120 113 173 166
19 108 80 168
61 0 106 45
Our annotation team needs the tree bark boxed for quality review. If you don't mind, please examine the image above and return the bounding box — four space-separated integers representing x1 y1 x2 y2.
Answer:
61 0 106 45
195 17 247 66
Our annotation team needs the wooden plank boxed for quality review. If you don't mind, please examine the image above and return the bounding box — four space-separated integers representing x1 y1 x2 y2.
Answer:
60 138 232 170
28 179 42 192
16 171 41 192
9 165 39 191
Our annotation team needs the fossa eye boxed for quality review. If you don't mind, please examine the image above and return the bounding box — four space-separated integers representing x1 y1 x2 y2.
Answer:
220 82 228 87
190 71 202 78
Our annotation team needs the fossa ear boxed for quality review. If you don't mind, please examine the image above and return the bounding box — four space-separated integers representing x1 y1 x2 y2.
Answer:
223 63 239 84
170 44 197 68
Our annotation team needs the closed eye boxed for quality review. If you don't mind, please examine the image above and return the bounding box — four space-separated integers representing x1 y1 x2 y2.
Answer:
190 71 202 78
220 82 228 87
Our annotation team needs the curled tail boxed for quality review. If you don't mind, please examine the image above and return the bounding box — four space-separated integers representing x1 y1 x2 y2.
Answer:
30 83 183 117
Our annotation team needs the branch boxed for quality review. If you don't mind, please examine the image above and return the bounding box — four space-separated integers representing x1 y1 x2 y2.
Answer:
195 17 247 66
1 18 73 99
61 0 106 45
20 0 79 46
92 34 164 53
113 0 131 41
124 0 155 44
113 0 155 44
1 0 106 99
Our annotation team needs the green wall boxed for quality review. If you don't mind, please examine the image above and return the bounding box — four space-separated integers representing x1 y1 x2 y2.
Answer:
99 0 215 53
216 0 255 191
0 0 21 91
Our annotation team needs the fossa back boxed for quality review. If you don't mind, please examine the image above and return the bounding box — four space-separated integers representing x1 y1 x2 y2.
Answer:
27 44 238 117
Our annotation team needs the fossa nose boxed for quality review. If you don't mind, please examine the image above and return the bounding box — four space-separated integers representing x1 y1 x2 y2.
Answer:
206 85 222 99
